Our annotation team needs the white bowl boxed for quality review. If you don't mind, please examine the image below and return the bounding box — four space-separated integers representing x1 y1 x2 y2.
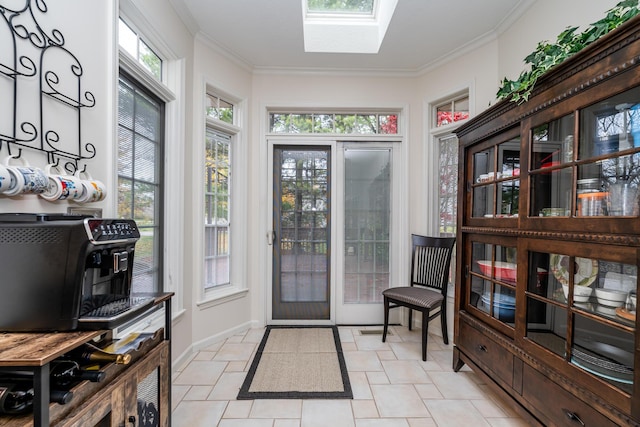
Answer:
562 284 593 303
595 288 627 307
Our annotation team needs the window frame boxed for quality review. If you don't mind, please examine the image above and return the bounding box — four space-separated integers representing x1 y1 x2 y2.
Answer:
198 86 248 306
116 3 183 333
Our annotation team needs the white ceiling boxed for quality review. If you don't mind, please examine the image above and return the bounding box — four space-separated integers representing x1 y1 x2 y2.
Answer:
170 0 534 73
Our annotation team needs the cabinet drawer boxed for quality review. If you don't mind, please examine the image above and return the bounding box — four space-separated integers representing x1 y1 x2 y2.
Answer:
522 363 616 427
458 319 514 387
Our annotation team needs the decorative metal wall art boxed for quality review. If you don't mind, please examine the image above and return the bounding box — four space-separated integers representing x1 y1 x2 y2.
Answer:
0 0 96 174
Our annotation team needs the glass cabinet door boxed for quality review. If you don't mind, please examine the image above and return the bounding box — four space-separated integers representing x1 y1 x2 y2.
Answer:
579 86 640 217
530 86 640 219
525 247 636 394
471 137 520 219
468 240 517 329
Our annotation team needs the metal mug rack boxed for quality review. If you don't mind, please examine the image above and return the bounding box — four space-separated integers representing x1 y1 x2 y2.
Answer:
0 0 96 175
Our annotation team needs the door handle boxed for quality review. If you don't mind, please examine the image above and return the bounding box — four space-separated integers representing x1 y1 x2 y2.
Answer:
267 230 275 245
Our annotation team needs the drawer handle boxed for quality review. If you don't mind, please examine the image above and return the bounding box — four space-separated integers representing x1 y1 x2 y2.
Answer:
562 409 585 426
477 344 487 352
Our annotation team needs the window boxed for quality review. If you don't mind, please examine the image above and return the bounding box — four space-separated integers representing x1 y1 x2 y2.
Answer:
435 95 469 127
205 129 231 289
206 94 234 124
307 0 375 14
119 18 162 81
269 111 398 134
438 135 458 237
117 72 164 293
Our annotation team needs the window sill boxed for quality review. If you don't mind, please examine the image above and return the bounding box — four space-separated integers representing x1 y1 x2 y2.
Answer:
197 287 249 310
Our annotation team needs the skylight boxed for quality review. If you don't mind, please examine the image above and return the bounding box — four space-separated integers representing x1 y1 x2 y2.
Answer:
302 0 398 54
307 0 375 15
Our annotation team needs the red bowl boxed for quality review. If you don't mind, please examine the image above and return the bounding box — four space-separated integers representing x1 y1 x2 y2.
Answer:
477 260 517 282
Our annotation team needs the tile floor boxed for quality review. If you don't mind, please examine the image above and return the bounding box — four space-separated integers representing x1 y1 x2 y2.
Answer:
171 326 528 427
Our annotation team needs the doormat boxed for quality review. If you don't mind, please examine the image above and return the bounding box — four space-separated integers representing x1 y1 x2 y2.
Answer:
237 325 352 399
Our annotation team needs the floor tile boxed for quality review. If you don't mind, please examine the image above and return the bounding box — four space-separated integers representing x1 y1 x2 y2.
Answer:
301 400 355 427
172 400 227 427
171 328 526 426
249 399 302 418
424 399 491 427
370 384 430 418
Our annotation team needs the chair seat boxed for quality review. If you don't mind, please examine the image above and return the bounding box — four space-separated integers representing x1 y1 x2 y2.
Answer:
382 286 443 309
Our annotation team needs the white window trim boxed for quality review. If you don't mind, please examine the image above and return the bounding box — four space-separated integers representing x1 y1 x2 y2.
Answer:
196 85 248 308
117 3 185 319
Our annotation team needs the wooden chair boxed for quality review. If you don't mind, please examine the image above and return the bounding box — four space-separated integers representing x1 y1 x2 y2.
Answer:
382 234 456 361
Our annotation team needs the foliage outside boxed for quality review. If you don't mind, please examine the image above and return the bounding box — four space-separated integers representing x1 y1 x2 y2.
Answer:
497 0 640 104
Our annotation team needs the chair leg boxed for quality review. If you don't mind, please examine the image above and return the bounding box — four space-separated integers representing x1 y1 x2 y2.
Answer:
382 297 389 343
440 302 449 345
408 308 413 331
421 309 429 361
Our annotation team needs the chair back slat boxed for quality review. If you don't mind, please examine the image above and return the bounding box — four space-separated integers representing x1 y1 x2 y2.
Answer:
410 234 456 297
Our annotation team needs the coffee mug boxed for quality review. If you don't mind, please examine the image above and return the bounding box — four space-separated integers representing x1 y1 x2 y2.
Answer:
40 164 83 202
0 162 12 194
3 156 48 196
75 170 107 203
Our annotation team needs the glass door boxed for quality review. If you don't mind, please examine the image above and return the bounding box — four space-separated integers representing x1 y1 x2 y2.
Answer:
272 146 331 320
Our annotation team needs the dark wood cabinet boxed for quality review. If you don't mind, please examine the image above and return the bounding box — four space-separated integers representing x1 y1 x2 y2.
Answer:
454 15 640 427
0 293 172 427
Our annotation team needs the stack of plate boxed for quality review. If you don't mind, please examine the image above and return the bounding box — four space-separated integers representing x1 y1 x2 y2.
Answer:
481 292 515 322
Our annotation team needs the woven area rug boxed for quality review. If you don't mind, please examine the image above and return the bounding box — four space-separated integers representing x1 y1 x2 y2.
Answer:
237 325 352 399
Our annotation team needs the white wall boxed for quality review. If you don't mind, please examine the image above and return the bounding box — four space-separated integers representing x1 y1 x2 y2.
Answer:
498 0 621 89
0 0 113 214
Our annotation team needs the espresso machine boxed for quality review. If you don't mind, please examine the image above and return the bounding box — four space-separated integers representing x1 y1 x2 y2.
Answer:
0 213 154 331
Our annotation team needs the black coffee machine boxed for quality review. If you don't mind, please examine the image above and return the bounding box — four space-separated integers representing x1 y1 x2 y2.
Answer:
0 213 153 331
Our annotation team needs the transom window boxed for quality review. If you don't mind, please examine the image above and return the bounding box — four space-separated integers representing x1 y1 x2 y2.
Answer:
435 95 469 128
269 111 398 134
206 94 234 124
118 18 162 81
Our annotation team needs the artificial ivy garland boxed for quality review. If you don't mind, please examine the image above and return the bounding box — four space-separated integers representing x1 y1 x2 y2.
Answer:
497 0 640 104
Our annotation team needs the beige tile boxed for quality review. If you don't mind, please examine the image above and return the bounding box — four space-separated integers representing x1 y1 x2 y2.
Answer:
407 418 438 427
351 400 379 418
382 360 431 384
250 399 303 418
349 371 373 400
414 384 443 399
207 372 246 400
338 327 356 342
173 360 227 385
171 385 189 411
203 340 224 352
355 419 410 427
193 350 216 360
370 384 430 418
214 342 257 361
353 334 391 351
172 401 227 427
365 371 389 384
301 400 355 427
183 385 213 400
424 399 491 427
275 420 302 427
226 334 246 343
429 371 485 399
218 419 274 427
226 360 249 372
223 400 253 418
389 342 423 360
244 328 267 343
376 350 396 360
471 398 510 418
344 351 383 372
341 342 358 351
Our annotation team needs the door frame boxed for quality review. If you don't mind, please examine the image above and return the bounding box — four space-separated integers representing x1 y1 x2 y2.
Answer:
266 137 407 325
267 138 337 325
